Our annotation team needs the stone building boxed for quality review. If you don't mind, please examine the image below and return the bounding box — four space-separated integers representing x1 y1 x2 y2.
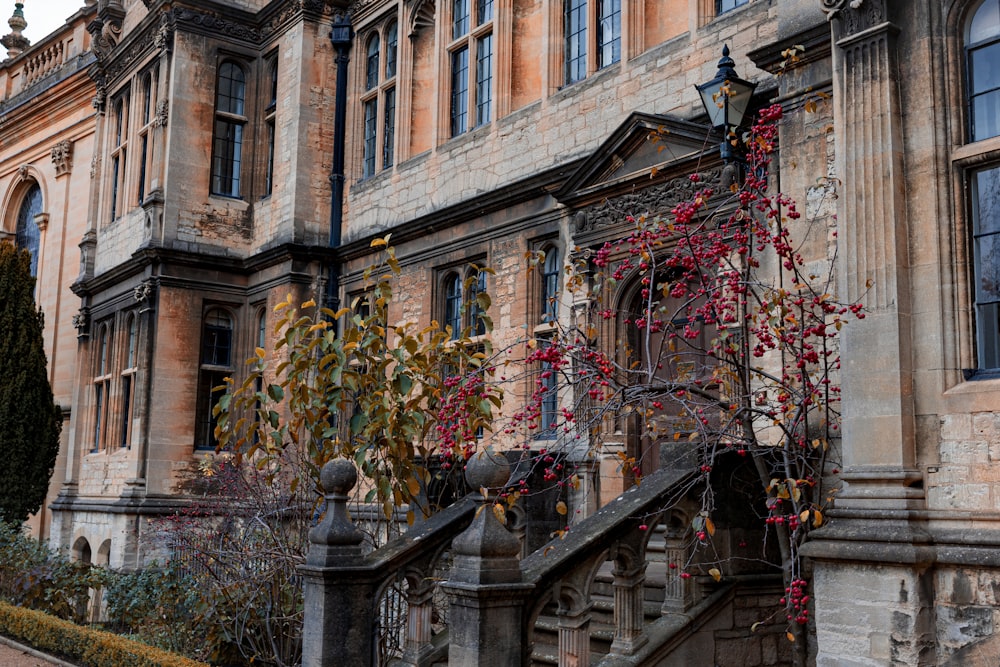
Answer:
1 0 1000 663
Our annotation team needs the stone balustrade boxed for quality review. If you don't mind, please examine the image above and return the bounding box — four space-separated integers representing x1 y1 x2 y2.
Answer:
20 39 66 88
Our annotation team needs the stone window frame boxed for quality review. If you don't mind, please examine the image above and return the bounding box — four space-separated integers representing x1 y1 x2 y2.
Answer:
91 321 114 453
210 59 250 198
954 0 1000 376
135 63 158 207
195 306 238 450
437 261 489 341
118 312 139 449
557 0 622 87
359 16 399 178
446 0 494 135
108 89 130 222
263 54 279 197
531 241 563 438
13 180 43 279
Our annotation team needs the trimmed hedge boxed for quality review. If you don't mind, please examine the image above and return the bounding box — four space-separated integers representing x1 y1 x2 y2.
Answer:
0 600 209 667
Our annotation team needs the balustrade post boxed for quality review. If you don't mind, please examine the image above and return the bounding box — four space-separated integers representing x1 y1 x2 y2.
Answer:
300 460 379 667
558 605 592 667
442 452 533 667
610 560 648 655
400 580 435 666
661 545 693 613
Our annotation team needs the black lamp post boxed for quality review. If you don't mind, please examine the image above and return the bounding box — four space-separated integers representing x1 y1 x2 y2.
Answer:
696 45 757 164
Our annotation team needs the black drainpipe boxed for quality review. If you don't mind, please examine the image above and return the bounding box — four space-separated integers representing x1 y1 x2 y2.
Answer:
327 13 353 312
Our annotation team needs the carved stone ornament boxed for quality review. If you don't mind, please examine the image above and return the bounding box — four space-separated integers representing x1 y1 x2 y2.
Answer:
575 167 724 234
90 155 101 179
153 99 169 128
821 0 863 18
17 164 29 180
134 280 155 303
72 308 90 333
51 140 73 177
408 0 436 38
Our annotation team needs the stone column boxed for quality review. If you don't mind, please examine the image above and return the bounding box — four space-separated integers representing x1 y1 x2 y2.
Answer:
442 452 533 667
299 460 379 667
400 581 435 666
558 608 592 667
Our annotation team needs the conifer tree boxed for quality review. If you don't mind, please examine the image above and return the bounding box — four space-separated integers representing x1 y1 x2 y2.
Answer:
0 242 61 523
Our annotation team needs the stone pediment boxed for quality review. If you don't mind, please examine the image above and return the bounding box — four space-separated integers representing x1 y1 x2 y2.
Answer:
555 113 715 207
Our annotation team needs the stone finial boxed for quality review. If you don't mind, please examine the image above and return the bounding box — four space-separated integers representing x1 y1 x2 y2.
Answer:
464 449 511 498
1 3 30 59
306 459 366 566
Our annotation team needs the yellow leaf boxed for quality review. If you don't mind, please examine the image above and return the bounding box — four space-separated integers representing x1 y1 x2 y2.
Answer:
813 509 824 527
406 510 415 526
302 299 316 309
786 632 796 643
371 235 391 248
407 477 421 497
492 503 506 523
800 509 810 524
556 501 568 515
709 567 722 582
751 622 762 633
705 517 716 536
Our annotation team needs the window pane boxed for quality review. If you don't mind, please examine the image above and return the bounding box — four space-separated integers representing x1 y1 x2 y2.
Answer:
451 47 469 136
142 73 153 124
971 42 1000 141
383 87 396 169
467 271 486 335
366 34 380 90
540 358 558 435
542 248 560 322
363 99 378 177
970 0 1000 45
126 316 137 368
212 120 244 197
597 0 621 68
138 134 148 204
475 35 493 127
453 0 470 39
386 22 398 79
15 184 42 278
446 274 463 339
216 63 246 116
565 0 587 84
716 0 749 13
477 0 493 24
973 166 1000 369
202 311 233 367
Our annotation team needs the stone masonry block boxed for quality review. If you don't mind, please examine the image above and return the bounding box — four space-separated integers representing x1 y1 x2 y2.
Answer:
940 413 973 441
939 440 989 464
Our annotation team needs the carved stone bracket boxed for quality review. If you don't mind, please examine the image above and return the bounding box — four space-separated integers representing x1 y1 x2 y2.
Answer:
152 99 168 128
821 0 862 19
73 307 91 337
51 140 73 177
133 280 155 303
16 164 29 180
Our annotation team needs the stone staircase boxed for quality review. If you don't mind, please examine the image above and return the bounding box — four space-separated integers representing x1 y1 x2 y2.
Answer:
300 457 790 667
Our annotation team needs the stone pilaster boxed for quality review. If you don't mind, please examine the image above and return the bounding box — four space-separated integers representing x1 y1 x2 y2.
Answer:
828 0 921 510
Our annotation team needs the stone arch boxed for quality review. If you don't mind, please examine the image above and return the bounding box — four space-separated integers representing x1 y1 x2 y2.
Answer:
72 535 92 563
96 539 112 567
1 166 47 235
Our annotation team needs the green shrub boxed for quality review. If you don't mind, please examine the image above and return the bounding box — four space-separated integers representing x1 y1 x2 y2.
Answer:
104 561 209 658
0 522 104 624
0 600 209 667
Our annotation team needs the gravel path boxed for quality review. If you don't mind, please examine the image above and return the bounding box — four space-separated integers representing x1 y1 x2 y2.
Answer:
0 637 67 667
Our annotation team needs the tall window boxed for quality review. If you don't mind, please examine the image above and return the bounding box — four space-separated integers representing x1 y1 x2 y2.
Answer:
15 183 42 278
110 93 129 220
264 58 278 195
716 0 749 13
196 309 234 449
119 314 138 448
211 62 247 198
564 0 620 84
137 67 157 205
541 247 561 323
360 21 398 177
449 0 493 136
443 268 488 339
92 324 113 452
965 1 1000 372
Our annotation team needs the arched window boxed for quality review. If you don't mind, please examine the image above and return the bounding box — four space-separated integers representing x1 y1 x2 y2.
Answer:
211 62 247 198
966 1 1000 371
265 58 278 196
15 183 42 278
361 23 397 177
196 308 235 449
